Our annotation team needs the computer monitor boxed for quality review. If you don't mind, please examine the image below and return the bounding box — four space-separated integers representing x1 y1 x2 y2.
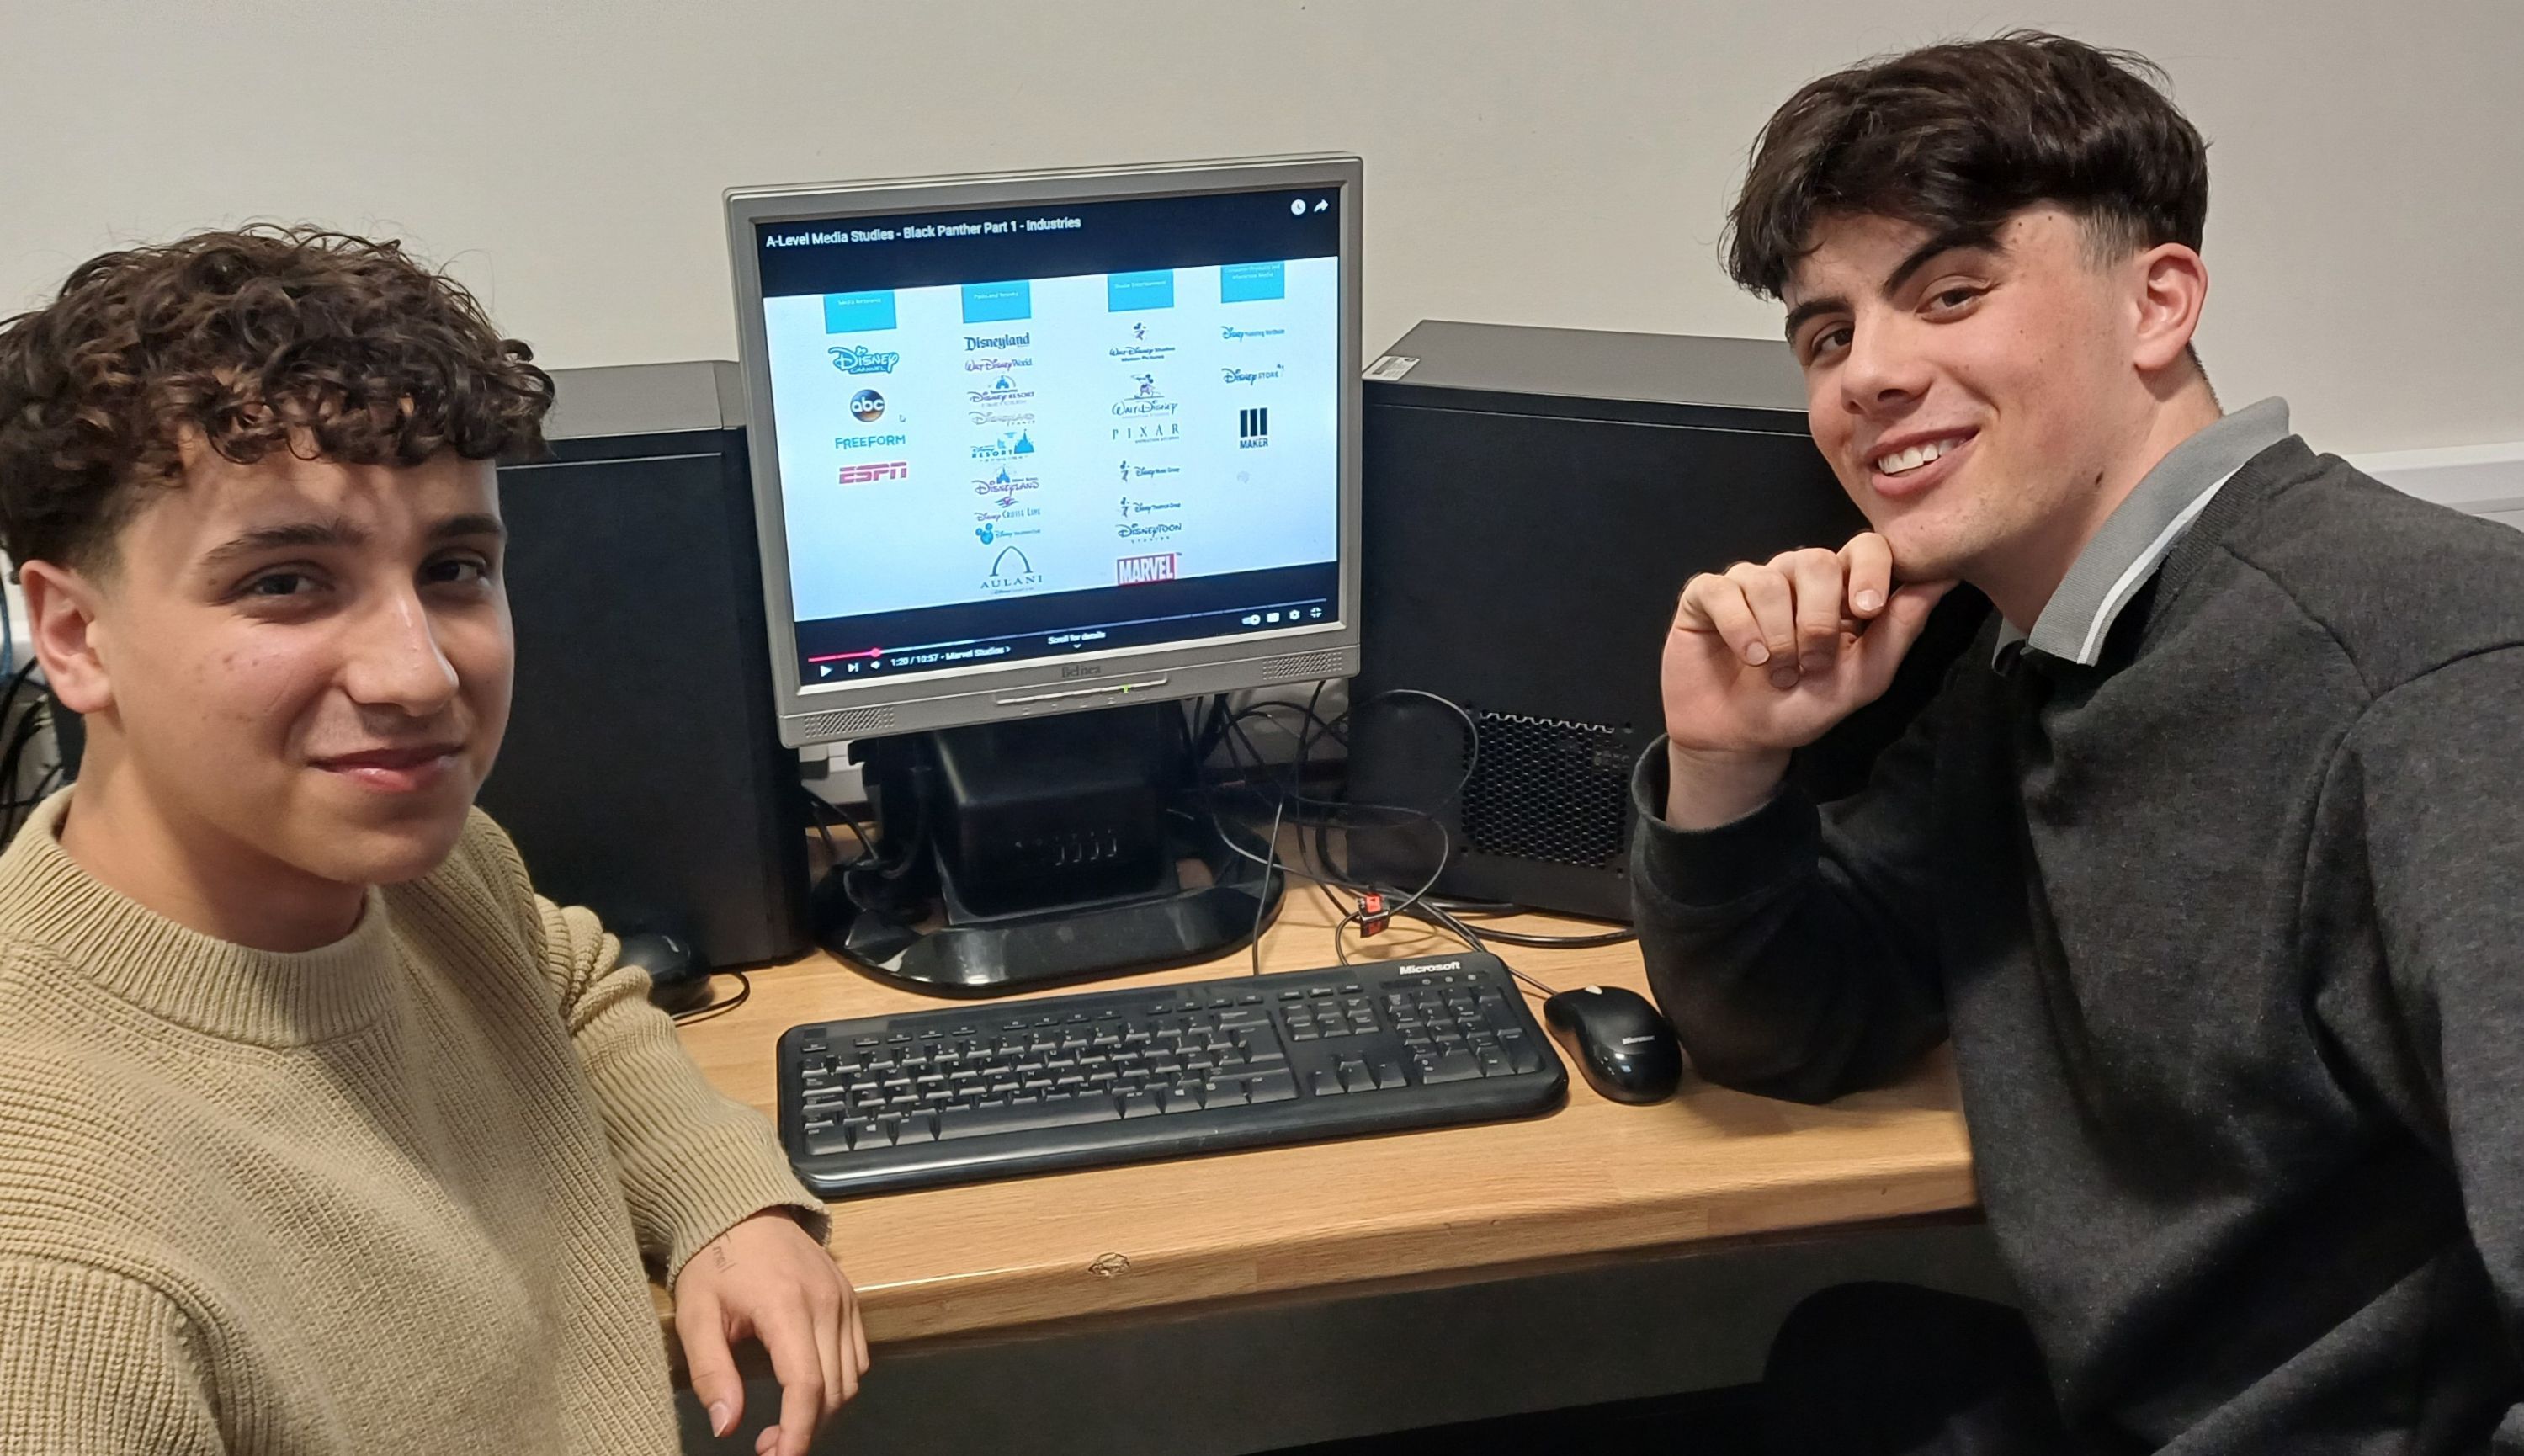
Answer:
724 157 1362 993
725 155 1362 748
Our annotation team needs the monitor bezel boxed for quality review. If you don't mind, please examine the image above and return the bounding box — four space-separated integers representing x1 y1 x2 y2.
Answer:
725 154 1363 747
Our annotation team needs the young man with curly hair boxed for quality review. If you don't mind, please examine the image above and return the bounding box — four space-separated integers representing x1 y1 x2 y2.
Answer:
1636 32 2524 1455
0 230 862 1456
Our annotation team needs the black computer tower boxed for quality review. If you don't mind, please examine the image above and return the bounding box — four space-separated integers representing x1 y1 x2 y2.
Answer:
482 362 810 968
1347 322 1983 922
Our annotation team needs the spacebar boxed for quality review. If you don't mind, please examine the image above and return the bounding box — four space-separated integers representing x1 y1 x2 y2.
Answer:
937 1097 1121 1140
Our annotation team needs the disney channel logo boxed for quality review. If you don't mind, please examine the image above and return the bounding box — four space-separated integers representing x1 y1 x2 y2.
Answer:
828 345 900 375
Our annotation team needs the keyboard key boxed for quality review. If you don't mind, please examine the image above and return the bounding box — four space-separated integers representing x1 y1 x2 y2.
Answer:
1421 1051 1481 1084
1248 1069 1299 1103
1118 1091 1161 1119
937 1095 1120 1140
1310 1069 1346 1097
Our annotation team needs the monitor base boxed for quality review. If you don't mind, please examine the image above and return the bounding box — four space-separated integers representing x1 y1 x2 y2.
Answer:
815 704 1284 997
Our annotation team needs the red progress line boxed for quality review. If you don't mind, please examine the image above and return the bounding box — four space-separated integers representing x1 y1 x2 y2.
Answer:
806 647 885 663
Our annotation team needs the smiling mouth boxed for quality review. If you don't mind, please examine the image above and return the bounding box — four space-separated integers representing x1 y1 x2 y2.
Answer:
1873 433 1974 477
313 745 462 772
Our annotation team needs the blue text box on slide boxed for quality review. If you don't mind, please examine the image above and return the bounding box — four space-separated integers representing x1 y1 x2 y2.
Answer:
1219 261 1285 304
1106 270 1176 311
961 280 1034 324
822 291 897 333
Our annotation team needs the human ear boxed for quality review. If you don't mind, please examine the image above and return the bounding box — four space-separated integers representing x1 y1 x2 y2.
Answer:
2130 242 2208 376
19 561 114 716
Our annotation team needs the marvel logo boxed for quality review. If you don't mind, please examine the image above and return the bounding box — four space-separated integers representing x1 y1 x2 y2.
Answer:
1116 552 1179 585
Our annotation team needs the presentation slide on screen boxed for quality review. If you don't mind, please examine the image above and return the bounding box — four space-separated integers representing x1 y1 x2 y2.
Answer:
762 256 1339 626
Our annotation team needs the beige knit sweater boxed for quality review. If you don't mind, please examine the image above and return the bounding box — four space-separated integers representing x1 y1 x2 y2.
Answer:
0 792 826 1453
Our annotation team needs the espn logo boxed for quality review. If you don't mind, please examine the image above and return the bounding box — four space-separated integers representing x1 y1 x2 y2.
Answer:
1116 552 1179 585
837 460 908 485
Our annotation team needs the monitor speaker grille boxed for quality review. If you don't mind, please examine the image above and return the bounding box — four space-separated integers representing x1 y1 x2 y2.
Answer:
799 704 898 740
1261 648 1349 683
1459 713 1633 869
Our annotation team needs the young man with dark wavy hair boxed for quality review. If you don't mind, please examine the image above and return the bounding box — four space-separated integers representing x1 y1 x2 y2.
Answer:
1636 32 2524 1455
0 229 863 1456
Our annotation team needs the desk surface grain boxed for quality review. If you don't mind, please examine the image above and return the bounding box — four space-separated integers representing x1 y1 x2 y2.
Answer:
672 890 1976 1343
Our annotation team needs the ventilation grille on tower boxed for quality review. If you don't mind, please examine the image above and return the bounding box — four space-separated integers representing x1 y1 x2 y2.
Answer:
1260 648 1350 683
798 704 899 741
1459 712 1633 868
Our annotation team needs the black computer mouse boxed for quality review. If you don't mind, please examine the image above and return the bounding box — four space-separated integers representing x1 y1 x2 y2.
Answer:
619 932 712 1013
1542 985 1684 1104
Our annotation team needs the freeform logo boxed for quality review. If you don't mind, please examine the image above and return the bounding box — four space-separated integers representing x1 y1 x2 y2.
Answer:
838 460 908 485
965 332 1029 351
837 433 907 449
1116 552 1179 585
1238 407 1269 449
828 345 900 375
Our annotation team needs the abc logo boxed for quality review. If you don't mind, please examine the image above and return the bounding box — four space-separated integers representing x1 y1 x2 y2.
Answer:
850 389 886 422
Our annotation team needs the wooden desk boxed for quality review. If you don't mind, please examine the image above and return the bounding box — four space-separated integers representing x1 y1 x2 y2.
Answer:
672 887 1978 1347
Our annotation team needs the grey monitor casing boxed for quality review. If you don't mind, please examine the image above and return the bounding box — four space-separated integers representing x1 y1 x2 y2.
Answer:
725 155 1364 749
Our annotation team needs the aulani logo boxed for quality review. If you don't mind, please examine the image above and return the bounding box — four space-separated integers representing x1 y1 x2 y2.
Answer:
1220 325 1286 343
970 431 1037 461
965 332 1029 351
1111 374 1181 417
829 345 900 375
849 389 885 422
1222 364 1285 385
981 545 1044 593
969 375 1037 406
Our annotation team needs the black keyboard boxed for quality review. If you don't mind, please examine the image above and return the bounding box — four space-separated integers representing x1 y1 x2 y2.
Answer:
778 952 1567 1198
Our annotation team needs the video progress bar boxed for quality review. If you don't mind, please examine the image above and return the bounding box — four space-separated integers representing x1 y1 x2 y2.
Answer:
806 598 1332 667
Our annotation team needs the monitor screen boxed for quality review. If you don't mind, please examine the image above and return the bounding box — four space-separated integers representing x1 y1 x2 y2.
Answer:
746 182 1344 691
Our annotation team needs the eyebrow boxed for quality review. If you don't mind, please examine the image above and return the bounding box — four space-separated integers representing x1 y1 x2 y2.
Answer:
198 512 506 570
1781 225 2006 343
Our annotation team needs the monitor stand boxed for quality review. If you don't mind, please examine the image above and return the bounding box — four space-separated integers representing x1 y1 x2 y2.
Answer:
813 703 1283 996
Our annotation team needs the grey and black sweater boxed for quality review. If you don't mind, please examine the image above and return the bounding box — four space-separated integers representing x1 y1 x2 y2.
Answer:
1634 437 2524 1453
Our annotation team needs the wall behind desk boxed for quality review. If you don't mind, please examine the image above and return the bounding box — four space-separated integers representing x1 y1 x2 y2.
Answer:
2 0 2516 454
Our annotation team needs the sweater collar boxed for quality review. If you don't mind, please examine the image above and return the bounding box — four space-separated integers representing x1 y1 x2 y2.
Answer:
0 788 400 1046
1997 397 2293 667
